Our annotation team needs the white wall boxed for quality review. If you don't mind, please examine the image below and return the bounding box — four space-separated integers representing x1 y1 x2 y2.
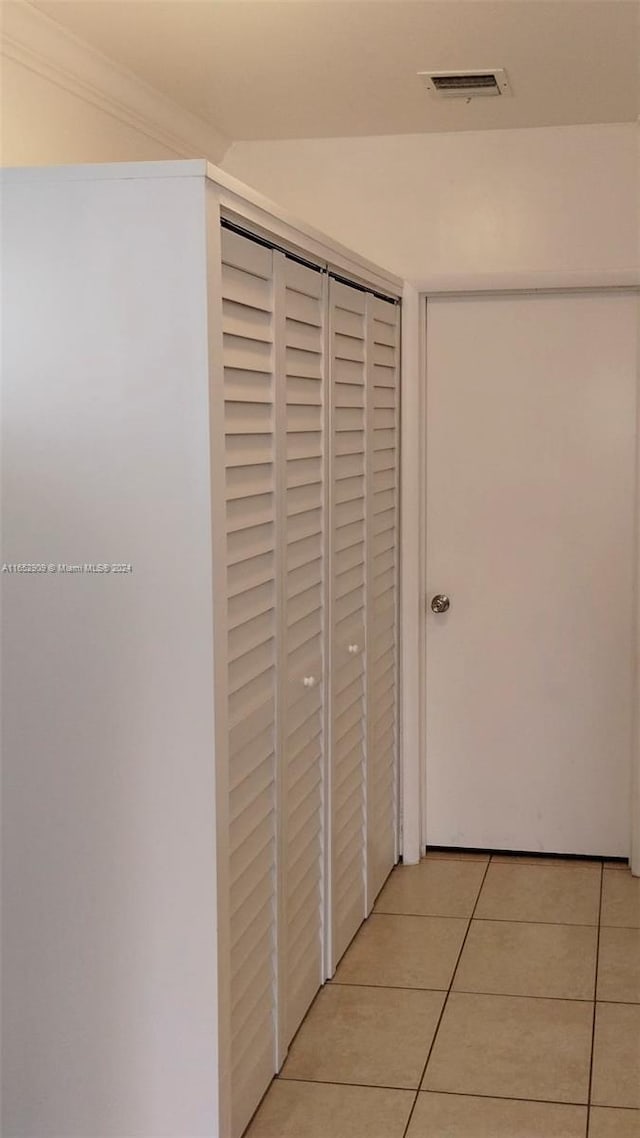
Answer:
2 169 220 1137
224 121 640 872
223 123 640 285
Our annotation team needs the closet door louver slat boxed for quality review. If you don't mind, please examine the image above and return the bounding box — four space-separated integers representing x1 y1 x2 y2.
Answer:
221 228 277 1138
329 279 367 968
278 253 326 1050
366 295 400 907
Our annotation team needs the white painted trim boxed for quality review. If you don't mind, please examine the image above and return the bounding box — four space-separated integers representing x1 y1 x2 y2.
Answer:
1 159 209 183
399 284 424 864
393 298 402 870
364 293 374 909
204 185 232 1138
410 269 640 294
273 251 288 1065
321 268 333 980
632 294 640 878
2 1 228 162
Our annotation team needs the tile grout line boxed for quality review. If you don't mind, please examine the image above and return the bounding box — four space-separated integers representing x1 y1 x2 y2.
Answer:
586 861 604 1136
374 911 602 927
373 911 639 930
277 1073 611 1109
399 856 493 1138
331 979 599 1002
265 855 637 1134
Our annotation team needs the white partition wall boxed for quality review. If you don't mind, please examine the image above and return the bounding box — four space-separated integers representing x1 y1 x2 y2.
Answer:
2 168 222 1138
1 160 403 1138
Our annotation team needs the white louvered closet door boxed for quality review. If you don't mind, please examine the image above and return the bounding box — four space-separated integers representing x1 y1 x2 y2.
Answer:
221 229 277 1138
366 296 401 904
220 227 399 1129
276 253 326 1052
329 279 368 969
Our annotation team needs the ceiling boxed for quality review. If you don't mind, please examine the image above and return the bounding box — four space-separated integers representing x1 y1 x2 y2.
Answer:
32 0 640 139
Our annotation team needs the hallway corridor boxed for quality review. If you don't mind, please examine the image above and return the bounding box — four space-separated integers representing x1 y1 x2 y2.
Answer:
246 851 640 1138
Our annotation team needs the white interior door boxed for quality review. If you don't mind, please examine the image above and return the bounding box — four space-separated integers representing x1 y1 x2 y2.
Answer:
425 291 638 857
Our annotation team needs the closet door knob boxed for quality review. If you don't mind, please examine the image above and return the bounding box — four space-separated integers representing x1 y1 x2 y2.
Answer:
431 594 450 614
347 643 360 655
302 675 317 689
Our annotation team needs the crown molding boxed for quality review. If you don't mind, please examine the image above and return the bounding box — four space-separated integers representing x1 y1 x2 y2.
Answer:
2 1 230 162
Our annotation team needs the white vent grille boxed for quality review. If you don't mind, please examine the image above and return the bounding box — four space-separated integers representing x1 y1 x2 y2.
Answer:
419 68 511 98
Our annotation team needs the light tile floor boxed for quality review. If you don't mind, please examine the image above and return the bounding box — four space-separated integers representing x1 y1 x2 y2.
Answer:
245 851 640 1138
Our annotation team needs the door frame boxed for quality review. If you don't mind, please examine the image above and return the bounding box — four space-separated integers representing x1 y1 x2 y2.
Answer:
400 279 640 875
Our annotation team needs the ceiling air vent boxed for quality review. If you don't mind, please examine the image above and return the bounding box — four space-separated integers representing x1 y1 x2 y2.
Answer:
419 69 511 98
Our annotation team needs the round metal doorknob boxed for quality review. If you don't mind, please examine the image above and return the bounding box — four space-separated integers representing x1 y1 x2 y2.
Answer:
302 675 317 688
347 643 360 654
431 594 450 614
